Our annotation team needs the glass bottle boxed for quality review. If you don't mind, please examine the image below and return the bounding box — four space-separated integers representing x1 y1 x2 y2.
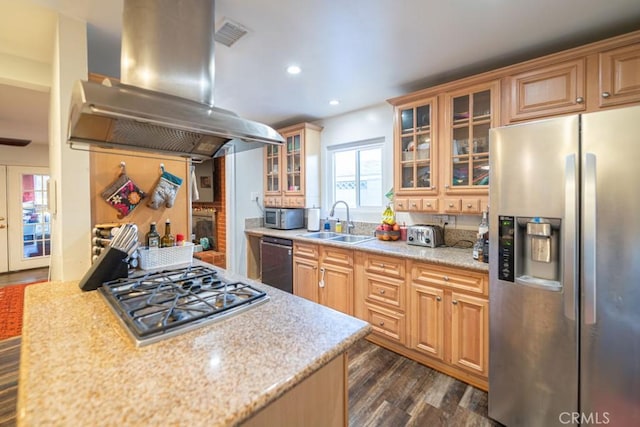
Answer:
160 219 175 247
473 233 484 260
146 222 160 248
478 210 489 235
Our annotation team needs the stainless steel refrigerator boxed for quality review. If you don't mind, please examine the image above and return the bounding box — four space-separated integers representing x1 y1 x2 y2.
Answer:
488 105 640 426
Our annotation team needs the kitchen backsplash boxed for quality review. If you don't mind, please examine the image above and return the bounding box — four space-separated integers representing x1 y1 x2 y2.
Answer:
244 217 476 248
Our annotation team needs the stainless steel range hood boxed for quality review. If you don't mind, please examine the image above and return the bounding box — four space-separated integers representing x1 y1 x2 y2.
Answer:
67 0 284 160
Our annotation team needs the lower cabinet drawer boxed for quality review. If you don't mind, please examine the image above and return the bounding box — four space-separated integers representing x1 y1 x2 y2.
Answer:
293 242 319 259
364 274 405 311
364 303 406 344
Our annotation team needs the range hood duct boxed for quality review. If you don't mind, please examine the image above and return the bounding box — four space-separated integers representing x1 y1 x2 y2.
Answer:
67 0 284 160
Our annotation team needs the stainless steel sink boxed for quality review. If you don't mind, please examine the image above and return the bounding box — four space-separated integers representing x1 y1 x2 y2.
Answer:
300 231 342 239
328 234 374 244
299 232 374 244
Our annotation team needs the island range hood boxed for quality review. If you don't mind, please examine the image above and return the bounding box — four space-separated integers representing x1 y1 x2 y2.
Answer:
68 0 284 160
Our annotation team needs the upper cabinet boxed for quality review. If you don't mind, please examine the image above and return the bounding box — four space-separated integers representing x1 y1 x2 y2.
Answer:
443 81 499 195
263 122 322 208
390 79 497 214
394 97 438 196
597 43 640 108
504 32 640 123
389 31 640 216
505 58 586 122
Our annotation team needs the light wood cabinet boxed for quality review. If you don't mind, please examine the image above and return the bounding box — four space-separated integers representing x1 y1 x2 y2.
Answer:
393 97 439 196
293 242 353 315
442 81 499 201
597 42 640 108
450 292 489 376
354 252 407 344
409 283 444 360
352 251 489 389
263 123 322 208
293 242 319 302
506 58 587 122
408 261 489 378
319 247 354 315
505 35 640 122
390 81 496 215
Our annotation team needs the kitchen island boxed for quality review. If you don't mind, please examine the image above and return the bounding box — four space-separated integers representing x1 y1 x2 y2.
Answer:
17 266 370 426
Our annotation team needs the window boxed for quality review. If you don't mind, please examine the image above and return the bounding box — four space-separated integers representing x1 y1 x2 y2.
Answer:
329 138 383 208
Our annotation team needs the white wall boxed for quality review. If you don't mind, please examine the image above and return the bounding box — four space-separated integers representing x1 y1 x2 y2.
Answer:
317 102 395 223
226 147 264 275
0 145 49 166
48 14 91 281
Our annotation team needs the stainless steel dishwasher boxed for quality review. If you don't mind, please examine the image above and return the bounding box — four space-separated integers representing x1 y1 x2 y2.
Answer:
260 236 293 293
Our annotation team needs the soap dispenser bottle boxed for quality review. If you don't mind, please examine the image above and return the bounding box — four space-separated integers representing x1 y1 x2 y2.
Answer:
324 217 331 231
335 218 342 233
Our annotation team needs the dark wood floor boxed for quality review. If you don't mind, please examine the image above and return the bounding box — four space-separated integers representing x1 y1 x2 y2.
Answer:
348 338 500 426
0 335 499 427
0 267 49 288
0 337 20 427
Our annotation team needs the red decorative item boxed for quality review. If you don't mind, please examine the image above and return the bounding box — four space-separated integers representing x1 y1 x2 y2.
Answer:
101 162 146 219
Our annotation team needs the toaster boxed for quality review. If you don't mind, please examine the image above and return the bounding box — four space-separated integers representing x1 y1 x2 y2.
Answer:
407 225 445 248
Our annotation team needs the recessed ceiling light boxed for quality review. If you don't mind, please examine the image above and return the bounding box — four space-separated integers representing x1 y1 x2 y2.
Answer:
329 99 340 106
286 65 301 75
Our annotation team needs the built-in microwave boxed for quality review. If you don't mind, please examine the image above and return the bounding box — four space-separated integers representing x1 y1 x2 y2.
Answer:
264 208 304 230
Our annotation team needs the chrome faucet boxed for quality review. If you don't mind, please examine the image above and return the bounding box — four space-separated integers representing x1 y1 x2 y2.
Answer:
329 200 355 234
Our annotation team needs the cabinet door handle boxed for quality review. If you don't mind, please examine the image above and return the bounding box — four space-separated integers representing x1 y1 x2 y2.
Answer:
602 92 611 99
319 267 325 288
379 289 386 294
576 96 584 104
452 300 458 305
436 296 442 302
448 203 454 208
425 202 432 207
379 321 385 327
466 203 473 208
443 276 450 281
445 184 450 189
0 224 5 229
0 217 4 221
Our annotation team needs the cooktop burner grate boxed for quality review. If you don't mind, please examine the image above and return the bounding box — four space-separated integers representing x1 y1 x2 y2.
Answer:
99 265 269 345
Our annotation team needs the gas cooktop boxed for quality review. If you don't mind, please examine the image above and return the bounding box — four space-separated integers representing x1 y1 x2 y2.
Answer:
99 265 269 346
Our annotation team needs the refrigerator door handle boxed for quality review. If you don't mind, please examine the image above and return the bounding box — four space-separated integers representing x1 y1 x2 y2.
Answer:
564 154 578 321
584 153 597 325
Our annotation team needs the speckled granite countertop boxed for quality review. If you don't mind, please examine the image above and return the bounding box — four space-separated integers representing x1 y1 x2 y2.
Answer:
245 228 489 273
17 266 371 426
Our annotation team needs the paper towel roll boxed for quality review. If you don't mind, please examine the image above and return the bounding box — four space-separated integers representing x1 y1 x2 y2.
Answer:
307 207 321 231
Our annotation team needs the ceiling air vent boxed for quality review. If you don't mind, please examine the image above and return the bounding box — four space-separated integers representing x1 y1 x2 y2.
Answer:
214 18 248 47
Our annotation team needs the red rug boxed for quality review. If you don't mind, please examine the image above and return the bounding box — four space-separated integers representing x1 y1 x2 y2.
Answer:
0 282 45 340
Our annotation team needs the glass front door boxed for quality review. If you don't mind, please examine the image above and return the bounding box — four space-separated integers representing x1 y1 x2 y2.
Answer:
7 166 50 271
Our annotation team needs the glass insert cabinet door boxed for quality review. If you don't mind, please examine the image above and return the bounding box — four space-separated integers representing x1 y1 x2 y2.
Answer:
449 88 492 189
265 144 280 193
397 98 436 192
285 133 302 192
